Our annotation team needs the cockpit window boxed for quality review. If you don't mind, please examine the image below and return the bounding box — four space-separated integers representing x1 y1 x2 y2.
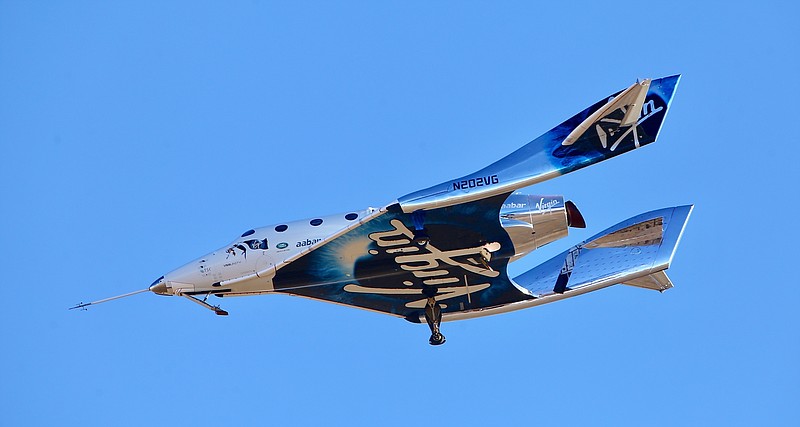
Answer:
241 229 256 237
227 238 269 258
244 238 268 250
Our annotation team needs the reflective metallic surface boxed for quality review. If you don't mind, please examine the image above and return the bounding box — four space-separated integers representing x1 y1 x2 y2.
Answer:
499 193 570 261
74 76 690 346
397 75 680 213
442 205 692 322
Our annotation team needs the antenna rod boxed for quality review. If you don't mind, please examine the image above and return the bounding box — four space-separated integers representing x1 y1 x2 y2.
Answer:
70 288 150 310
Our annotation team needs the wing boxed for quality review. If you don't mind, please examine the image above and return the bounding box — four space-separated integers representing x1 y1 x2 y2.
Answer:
271 193 532 320
271 76 683 320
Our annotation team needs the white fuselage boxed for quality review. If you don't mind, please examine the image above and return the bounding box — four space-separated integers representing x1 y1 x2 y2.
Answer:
153 193 571 299
155 208 379 297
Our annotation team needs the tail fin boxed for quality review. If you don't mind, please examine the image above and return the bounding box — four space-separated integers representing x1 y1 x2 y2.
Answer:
398 75 681 213
550 75 681 171
562 78 653 146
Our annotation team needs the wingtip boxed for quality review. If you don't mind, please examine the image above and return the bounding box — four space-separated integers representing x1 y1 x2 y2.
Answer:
651 74 681 101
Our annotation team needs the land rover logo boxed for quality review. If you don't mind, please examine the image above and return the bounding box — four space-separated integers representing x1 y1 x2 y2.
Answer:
276 242 289 249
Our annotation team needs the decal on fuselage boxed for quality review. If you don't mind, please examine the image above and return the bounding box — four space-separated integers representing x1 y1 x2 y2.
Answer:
270 193 528 317
343 219 498 308
594 98 665 152
536 198 559 211
296 238 322 247
452 174 499 191
554 245 582 293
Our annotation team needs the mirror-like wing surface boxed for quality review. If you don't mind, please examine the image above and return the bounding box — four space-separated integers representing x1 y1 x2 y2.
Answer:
399 75 680 212
443 205 693 322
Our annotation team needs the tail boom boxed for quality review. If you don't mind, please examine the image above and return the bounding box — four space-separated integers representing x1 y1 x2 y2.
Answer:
440 205 692 322
398 75 681 213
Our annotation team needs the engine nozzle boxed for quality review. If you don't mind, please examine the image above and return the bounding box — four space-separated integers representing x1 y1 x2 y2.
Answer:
565 200 586 228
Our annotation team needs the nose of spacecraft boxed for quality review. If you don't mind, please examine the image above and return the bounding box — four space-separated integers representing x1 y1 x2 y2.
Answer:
149 276 169 295
151 259 204 296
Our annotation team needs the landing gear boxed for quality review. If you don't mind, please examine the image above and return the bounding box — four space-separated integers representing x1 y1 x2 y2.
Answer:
423 286 445 346
181 292 229 316
429 331 446 346
478 242 501 271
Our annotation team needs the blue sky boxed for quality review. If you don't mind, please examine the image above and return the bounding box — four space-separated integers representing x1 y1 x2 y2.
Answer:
1 1 798 425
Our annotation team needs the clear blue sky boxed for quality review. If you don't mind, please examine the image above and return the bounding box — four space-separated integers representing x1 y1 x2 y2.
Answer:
2 1 798 425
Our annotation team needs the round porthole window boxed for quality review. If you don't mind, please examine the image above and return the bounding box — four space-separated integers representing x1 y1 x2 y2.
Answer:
310 218 323 226
345 213 358 221
275 224 288 232
241 229 255 237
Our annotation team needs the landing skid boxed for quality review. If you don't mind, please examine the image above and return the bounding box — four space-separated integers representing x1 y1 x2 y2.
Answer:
181 293 228 316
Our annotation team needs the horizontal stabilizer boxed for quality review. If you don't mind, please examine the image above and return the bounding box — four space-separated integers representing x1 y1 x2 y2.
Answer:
622 269 673 292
